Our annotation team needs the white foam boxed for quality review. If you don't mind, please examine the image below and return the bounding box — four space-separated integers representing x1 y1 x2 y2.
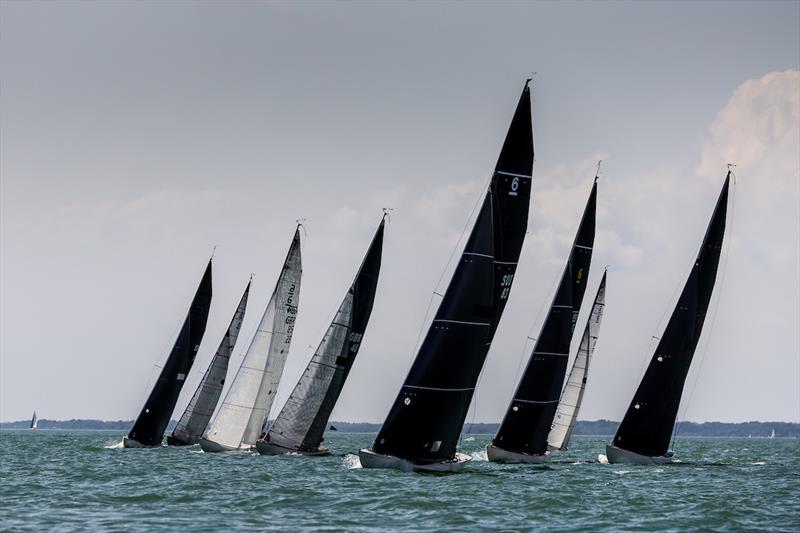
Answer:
463 436 475 442
597 454 609 464
104 438 124 449
750 461 766 466
613 470 630 475
468 449 487 461
342 453 362 469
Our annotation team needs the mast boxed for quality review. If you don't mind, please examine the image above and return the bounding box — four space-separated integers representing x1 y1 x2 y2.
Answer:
368 81 533 465
492 178 597 457
611 173 730 458
167 279 251 446
547 270 607 451
259 216 385 454
126 258 213 447
201 227 302 451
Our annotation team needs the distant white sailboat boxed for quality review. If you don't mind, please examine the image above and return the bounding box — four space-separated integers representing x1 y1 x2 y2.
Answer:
769 429 775 439
30 411 38 430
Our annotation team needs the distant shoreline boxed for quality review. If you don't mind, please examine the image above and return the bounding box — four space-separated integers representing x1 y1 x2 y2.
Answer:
1 419 797 437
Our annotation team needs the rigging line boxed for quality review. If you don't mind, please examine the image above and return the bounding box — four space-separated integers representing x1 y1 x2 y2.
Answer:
672 173 737 451
405 173 495 373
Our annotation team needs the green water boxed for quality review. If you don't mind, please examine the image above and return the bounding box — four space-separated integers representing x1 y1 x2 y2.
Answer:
0 431 797 531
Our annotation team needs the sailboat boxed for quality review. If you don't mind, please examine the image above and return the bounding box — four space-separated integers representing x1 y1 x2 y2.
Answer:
167 279 251 446
488 177 597 463
606 172 730 464
359 80 533 472
256 215 386 456
30 411 37 430
200 226 302 452
769 429 776 439
547 270 607 452
124 258 213 448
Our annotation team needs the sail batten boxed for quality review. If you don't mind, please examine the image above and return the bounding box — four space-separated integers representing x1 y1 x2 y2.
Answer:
611 174 730 459
260 217 385 454
366 81 533 466
126 259 213 447
547 271 607 451
492 179 597 457
201 228 302 451
167 280 250 446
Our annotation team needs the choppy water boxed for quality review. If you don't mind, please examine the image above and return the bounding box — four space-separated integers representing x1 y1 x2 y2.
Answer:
1 431 797 531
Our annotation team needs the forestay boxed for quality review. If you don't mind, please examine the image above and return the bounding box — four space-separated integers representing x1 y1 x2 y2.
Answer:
547 270 607 451
262 217 385 453
201 228 302 450
168 279 250 446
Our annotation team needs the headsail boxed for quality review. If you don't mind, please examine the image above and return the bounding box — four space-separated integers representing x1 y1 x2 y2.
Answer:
492 178 596 457
611 173 730 458
167 279 251 446
367 81 533 466
259 216 385 454
201 227 302 451
126 259 213 447
547 270 607 451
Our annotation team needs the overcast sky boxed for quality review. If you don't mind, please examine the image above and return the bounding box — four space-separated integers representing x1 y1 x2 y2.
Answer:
1 1 798 424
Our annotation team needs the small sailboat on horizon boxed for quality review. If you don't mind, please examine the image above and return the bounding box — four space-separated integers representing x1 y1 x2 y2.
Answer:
200 226 302 453
124 258 214 448
30 411 38 430
257 214 386 456
606 172 731 464
359 80 534 472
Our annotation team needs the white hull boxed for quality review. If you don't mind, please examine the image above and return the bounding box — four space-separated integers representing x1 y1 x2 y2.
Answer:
255 440 330 456
605 444 674 465
358 448 470 473
199 437 242 453
122 436 158 448
486 444 548 464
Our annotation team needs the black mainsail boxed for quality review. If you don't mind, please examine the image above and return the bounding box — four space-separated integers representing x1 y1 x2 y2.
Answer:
167 279 250 446
490 178 596 459
257 216 385 455
362 81 533 469
125 259 213 447
609 173 729 461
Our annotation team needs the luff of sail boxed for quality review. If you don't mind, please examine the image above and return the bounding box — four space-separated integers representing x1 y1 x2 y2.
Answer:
608 173 730 462
125 259 213 448
200 228 302 452
547 270 607 451
490 178 596 459
362 80 533 469
167 279 251 446
257 216 385 455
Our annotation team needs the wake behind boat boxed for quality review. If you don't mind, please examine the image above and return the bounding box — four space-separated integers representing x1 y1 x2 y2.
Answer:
360 80 534 472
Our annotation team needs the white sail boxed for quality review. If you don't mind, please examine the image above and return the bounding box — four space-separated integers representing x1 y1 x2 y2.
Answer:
30 411 37 430
201 229 302 450
547 272 606 451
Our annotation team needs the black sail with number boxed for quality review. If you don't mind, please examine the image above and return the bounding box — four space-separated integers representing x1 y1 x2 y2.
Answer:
371 81 533 464
612 174 729 457
492 179 596 456
127 259 213 447
259 217 385 453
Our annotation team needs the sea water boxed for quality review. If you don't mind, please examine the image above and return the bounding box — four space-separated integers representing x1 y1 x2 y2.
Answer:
0 431 797 531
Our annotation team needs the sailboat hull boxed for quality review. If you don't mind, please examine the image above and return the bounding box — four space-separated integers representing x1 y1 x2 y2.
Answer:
605 444 673 465
255 440 331 457
358 448 470 473
122 436 159 448
166 435 193 447
199 437 240 453
486 444 548 463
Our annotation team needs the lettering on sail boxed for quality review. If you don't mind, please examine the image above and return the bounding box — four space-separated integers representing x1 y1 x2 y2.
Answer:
284 283 298 344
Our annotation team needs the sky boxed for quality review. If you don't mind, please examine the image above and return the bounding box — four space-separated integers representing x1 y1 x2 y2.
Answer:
1 1 798 424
